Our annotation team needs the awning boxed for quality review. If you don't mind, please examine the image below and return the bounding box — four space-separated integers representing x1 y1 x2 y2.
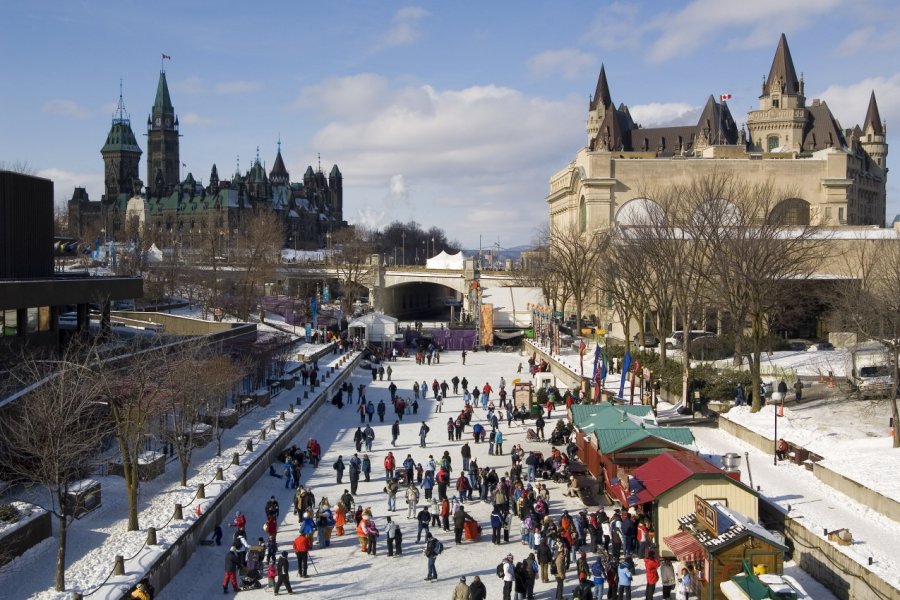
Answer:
493 330 524 340
663 531 705 562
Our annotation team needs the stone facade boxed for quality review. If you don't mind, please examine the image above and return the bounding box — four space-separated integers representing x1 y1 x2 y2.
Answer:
548 34 888 233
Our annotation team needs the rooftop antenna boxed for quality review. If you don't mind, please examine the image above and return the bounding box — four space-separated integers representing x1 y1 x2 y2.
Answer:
113 77 129 124
317 152 321 173
236 155 240 176
256 146 260 163
277 133 281 153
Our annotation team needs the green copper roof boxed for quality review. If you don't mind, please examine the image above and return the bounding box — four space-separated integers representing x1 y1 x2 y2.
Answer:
570 402 653 431
101 120 142 154
593 426 695 454
153 71 174 115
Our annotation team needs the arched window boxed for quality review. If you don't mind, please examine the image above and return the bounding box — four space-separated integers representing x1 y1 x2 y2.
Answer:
768 198 811 226
578 197 587 233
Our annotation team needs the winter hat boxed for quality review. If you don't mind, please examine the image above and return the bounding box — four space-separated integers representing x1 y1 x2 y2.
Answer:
506 553 514 561
281 551 288 557
459 576 466 582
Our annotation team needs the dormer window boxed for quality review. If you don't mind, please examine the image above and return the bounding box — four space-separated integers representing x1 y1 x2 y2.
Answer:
772 99 780 108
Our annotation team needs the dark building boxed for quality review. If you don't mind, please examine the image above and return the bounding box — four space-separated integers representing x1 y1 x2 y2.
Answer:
1 170 142 363
68 68 346 250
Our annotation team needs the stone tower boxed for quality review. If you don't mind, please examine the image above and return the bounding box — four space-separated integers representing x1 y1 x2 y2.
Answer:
101 84 142 201
328 164 343 222
586 65 613 146
747 34 808 153
146 69 180 196
860 91 888 170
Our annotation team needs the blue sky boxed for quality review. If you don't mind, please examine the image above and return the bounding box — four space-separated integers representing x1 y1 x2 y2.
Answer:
2 0 898 247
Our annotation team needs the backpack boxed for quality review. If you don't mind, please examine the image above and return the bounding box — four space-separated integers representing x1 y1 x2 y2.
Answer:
496 562 505 578
434 539 444 554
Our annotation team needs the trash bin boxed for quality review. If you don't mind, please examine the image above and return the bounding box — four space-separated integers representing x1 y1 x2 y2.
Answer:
530 404 542 418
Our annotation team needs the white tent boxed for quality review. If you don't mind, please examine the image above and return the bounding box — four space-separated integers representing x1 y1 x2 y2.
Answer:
348 312 398 345
426 250 465 270
145 244 164 265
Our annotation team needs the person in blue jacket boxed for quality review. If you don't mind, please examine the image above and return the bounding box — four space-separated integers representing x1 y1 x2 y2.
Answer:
616 556 633 600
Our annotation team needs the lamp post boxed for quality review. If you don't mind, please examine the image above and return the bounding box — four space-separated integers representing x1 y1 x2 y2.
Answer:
401 231 406 265
431 236 435 256
292 310 296 335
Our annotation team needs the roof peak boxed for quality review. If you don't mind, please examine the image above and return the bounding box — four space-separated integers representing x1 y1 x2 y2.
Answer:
153 70 174 116
766 33 801 95
864 90 885 136
591 64 613 110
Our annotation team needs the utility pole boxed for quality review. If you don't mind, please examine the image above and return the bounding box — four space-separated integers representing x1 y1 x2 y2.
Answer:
401 231 406 265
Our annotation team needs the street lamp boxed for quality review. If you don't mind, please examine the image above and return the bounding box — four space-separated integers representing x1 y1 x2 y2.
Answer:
401 231 406 265
292 310 296 335
431 236 435 256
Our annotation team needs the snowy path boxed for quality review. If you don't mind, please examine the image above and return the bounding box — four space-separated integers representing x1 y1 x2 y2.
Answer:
158 351 837 600
160 351 607 599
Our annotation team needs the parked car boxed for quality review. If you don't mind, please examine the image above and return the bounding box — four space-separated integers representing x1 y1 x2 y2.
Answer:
787 339 811 352
664 330 715 350
633 333 659 348
808 341 834 351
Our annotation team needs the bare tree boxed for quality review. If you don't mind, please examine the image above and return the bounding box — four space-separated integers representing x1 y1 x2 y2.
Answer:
703 177 827 411
547 223 610 332
601 229 652 353
100 342 175 531
332 226 376 315
832 233 900 446
0 160 36 174
0 341 112 591
232 209 283 321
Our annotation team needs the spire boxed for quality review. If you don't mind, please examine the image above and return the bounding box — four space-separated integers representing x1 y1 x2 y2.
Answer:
590 64 613 110
269 141 289 183
766 34 801 95
864 91 884 136
153 70 174 116
114 78 130 124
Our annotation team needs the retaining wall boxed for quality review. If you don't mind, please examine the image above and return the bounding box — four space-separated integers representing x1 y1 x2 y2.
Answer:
127 350 363 599
760 499 898 600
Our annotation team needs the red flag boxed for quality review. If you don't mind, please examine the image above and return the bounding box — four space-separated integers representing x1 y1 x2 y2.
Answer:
719 93 732 102
162 53 171 60
579 340 586 356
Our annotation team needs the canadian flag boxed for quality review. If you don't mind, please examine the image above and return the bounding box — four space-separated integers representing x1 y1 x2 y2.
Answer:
719 93 732 102
162 53 171 60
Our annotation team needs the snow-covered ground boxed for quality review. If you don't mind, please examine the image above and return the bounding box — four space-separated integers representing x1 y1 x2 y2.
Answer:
0 342 344 600
157 351 836 600
692 425 900 593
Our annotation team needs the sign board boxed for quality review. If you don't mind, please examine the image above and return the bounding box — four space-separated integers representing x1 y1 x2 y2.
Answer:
694 495 718 534
444 298 463 307
552 311 564 318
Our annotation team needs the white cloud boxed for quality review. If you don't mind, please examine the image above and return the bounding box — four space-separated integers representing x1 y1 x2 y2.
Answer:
835 27 875 56
817 73 900 131
298 74 584 244
644 0 841 63
172 75 205 95
42 99 90 119
628 102 700 127
527 49 596 80
180 112 214 127
37 167 104 208
372 6 430 52
355 204 389 231
214 80 263 95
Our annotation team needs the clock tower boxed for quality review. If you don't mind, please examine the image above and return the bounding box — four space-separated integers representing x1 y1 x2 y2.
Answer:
146 69 180 196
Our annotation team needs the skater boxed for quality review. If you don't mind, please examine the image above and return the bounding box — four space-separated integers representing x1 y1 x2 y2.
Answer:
391 420 401 446
292 531 311 578
424 533 441 580
384 451 396 481
419 421 430 447
222 546 240 593
273 551 293 595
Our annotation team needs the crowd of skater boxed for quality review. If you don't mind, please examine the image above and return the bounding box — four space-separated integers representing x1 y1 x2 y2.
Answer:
214 347 700 600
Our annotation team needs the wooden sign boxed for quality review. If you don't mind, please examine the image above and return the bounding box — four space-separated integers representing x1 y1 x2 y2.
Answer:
695 495 717 533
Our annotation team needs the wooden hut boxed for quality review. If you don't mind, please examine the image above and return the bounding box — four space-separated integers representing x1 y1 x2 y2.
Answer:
665 496 787 600
614 451 758 558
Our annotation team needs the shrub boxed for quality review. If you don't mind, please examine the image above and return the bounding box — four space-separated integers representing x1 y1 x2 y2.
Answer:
536 387 548 405
0 504 20 523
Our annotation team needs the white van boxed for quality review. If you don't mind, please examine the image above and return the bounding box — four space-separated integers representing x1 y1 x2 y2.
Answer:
664 330 715 350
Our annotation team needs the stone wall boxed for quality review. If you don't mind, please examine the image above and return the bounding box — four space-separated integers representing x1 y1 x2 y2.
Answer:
127 350 363 599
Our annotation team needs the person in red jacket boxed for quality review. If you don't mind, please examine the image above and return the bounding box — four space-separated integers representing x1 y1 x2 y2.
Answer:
643 548 660 600
292 532 312 578
384 451 396 481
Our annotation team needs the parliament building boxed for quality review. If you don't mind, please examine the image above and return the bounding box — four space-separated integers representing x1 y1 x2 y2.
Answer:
68 69 345 251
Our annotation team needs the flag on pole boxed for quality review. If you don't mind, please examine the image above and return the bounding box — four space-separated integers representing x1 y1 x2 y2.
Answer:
162 53 171 60
618 351 632 400
719 93 732 102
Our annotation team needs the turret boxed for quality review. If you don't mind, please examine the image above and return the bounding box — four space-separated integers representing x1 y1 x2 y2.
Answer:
269 139 290 186
145 69 180 196
101 82 142 202
746 34 807 153
860 91 888 170
586 65 613 146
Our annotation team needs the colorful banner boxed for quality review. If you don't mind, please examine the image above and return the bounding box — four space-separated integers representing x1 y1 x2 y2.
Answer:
480 303 494 347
